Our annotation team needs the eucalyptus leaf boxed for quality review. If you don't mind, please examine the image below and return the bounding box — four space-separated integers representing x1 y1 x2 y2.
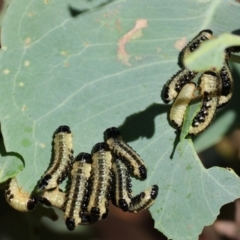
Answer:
0 0 240 240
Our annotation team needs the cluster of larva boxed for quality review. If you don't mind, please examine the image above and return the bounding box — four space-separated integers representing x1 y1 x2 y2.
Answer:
5 126 158 231
161 29 234 135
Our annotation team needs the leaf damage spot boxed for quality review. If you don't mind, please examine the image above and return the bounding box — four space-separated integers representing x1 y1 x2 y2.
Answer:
25 38 32 46
3 69 10 75
174 37 187 51
117 19 148 66
2 46 7 51
61 51 69 56
27 12 34 17
24 60 30 67
22 105 27 112
19 82 25 87
39 143 46 148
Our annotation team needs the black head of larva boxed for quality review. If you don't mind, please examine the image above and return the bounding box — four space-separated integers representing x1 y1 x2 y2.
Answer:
65 217 76 231
139 165 147 180
55 125 71 134
75 152 92 164
104 127 121 140
199 29 213 35
151 185 159 200
27 196 38 211
119 199 129 212
91 142 109 154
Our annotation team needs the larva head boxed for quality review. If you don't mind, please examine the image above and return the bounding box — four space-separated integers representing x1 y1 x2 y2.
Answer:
65 217 76 231
91 142 109 154
199 29 213 36
139 165 147 180
150 185 159 200
27 196 38 211
55 125 71 134
75 152 92 164
104 127 122 141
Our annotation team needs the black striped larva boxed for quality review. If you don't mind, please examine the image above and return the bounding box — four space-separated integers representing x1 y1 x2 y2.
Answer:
87 142 113 222
128 185 159 213
188 71 219 135
104 127 147 180
38 188 65 209
161 69 196 103
111 156 132 212
38 125 74 191
218 61 233 108
169 82 196 128
182 29 213 57
64 152 92 231
5 178 38 212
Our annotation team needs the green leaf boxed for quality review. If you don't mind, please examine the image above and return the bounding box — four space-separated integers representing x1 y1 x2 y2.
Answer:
184 33 240 72
0 0 240 240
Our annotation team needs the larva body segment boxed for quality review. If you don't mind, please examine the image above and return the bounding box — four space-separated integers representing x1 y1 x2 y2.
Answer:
161 69 196 103
38 188 65 209
182 29 213 57
169 82 196 128
104 127 147 180
112 156 132 212
64 152 92 231
5 178 38 212
218 61 233 108
128 185 159 213
87 143 113 223
188 72 219 135
38 125 74 191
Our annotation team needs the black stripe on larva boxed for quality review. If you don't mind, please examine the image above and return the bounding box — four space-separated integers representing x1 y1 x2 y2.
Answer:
87 143 112 222
27 197 38 210
183 29 213 54
104 127 147 180
112 156 132 212
38 126 74 191
161 69 196 103
128 185 159 213
189 72 219 135
217 61 233 108
64 152 92 230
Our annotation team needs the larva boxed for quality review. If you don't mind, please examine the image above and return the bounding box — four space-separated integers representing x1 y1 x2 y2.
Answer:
182 29 213 57
161 69 196 103
217 61 233 108
64 152 92 231
5 178 38 212
111 156 132 212
38 125 74 191
188 71 219 135
87 142 113 223
128 185 159 213
169 82 196 128
38 188 65 209
104 127 147 180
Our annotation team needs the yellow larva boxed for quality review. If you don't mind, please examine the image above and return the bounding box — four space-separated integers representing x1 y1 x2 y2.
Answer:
64 152 92 231
112 156 132 212
38 125 74 191
38 188 65 209
87 142 113 222
128 185 159 213
188 72 219 135
5 178 37 212
104 127 147 180
161 69 196 103
218 61 233 108
169 82 196 129
182 29 213 57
